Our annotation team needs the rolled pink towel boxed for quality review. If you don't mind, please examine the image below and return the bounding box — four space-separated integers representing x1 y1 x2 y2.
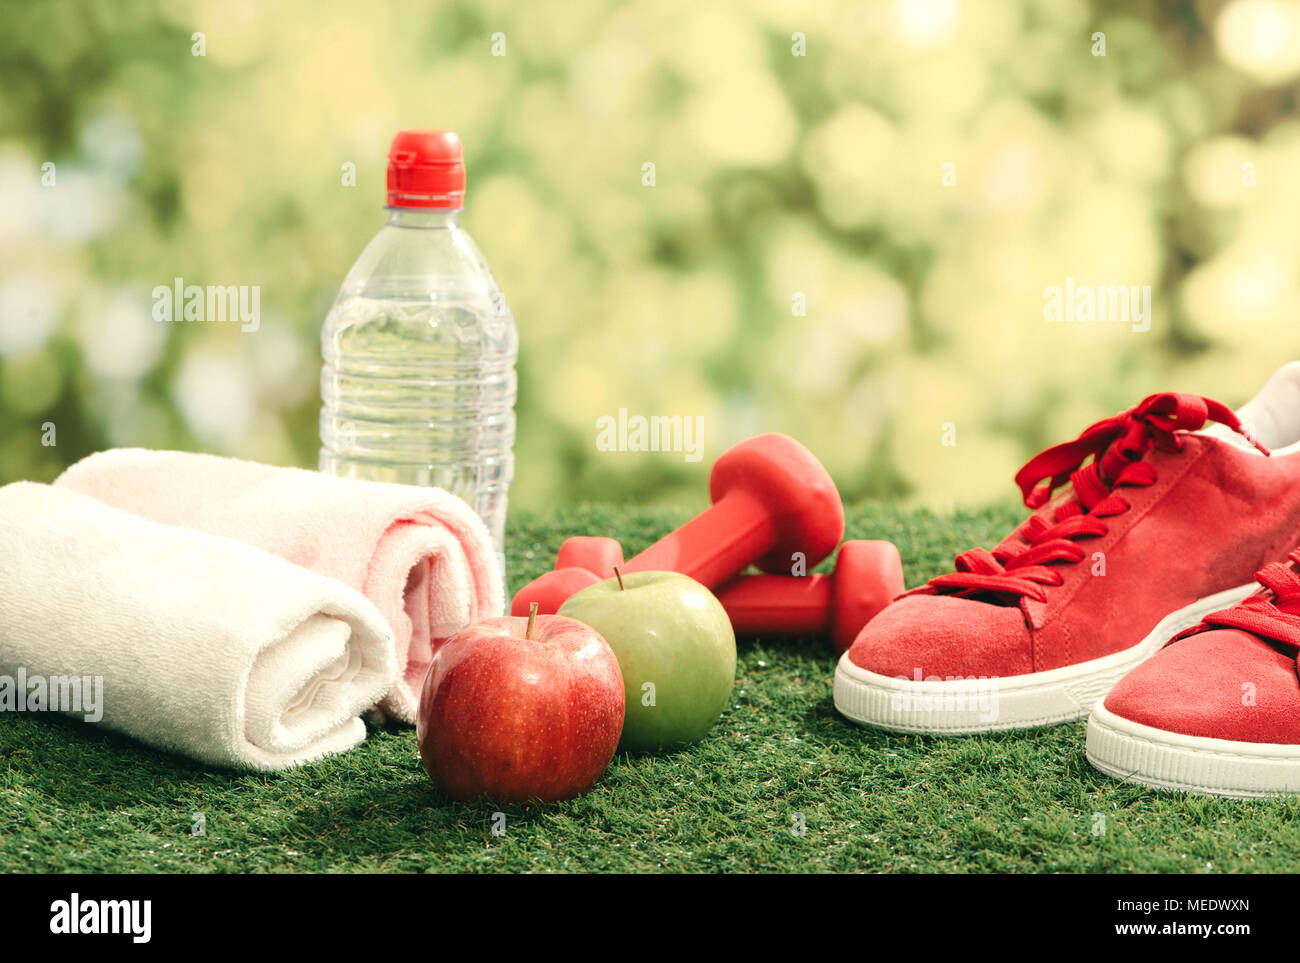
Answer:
57 449 504 723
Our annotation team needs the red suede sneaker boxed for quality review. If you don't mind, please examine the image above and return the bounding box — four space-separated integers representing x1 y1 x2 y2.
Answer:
834 364 1300 734
1087 550 1300 797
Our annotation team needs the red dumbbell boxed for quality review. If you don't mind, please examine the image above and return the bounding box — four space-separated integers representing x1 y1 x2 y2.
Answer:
511 433 845 615
536 537 903 654
716 540 903 654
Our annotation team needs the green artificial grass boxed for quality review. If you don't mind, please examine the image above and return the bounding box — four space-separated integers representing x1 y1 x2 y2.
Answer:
4 501 1299 874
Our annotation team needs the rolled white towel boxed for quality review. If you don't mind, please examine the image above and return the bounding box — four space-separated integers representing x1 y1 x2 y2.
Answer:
57 448 505 724
0 482 396 770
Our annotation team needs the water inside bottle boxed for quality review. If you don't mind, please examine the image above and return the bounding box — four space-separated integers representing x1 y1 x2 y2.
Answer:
320 288 517 565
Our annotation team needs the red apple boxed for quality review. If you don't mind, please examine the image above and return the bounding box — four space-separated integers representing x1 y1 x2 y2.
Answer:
416 607 625 803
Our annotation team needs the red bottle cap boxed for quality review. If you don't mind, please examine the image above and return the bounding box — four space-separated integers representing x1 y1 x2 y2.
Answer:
386 129 465 209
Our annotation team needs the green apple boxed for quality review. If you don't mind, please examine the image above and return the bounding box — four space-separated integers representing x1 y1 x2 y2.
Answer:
558 570 736 752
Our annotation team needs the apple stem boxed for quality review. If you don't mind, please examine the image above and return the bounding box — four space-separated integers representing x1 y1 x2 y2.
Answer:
526 601 538 641
613 565 625 591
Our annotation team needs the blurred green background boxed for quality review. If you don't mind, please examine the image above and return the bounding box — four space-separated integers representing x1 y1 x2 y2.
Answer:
3 0 1300 514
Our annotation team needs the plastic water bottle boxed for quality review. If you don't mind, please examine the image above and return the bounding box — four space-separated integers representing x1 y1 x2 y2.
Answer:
320 130 517 571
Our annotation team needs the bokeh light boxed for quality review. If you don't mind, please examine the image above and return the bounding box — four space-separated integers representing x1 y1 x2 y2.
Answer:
1 0 1299 515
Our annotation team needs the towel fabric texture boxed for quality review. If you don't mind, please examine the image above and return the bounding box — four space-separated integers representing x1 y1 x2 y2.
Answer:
57 448 504 723
0 482 396 770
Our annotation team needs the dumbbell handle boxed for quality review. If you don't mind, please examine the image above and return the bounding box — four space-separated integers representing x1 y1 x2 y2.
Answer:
622 488 777 588
716 575 832 636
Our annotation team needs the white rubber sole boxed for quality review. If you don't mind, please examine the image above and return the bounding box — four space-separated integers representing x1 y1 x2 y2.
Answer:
1086 700 1300 798
833 583 1256 735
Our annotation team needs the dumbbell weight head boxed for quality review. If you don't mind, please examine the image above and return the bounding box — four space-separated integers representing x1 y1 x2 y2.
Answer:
556 536 623 575
828 540 905 654
707 433 844 576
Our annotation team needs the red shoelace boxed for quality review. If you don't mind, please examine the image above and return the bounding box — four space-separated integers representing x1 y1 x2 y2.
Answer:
1172 552 1300 652
923 392 1268 604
